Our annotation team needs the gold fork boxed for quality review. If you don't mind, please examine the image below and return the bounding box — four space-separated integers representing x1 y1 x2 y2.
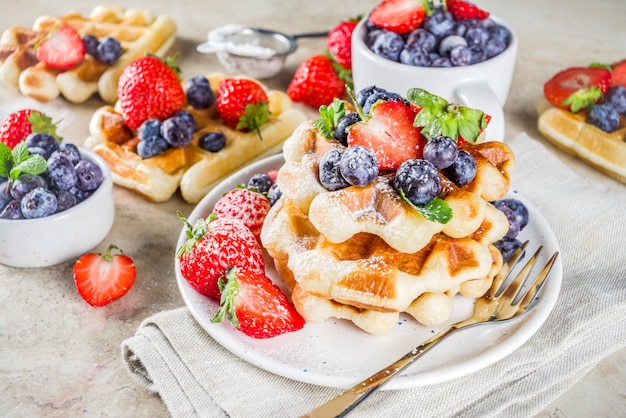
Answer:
302 242 559 418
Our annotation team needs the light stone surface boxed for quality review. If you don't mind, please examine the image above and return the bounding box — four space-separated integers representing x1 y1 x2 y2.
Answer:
1 0 624 416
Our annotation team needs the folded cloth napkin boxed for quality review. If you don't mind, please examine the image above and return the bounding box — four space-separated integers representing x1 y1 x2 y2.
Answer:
122 132 626 418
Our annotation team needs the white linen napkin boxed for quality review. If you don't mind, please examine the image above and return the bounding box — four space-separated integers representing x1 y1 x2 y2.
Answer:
121 132 626 418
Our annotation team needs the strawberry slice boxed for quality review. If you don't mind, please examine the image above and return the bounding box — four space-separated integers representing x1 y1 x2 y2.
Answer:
543 66 612 113
73 244 136 307
211 266 305 339
611 60 626 88
347 100 425 170
212 187 271 243
369 0 432 35
445 0 490 20
36 25 85 70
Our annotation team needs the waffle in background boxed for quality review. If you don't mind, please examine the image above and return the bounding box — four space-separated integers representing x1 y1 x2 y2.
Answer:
261 121 516 335
0 5 176 103
84 73 307 203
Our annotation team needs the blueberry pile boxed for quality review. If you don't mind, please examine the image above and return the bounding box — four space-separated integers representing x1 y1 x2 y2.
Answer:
364 6 511 67
492 198 529 261
136 76 217 159
586 85 626 132
0 135 104 220
82 35 123 65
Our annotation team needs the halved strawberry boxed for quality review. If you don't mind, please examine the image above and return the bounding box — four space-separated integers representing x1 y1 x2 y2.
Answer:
543 66 612 113
176 212 264 300
611 60 626 88
211 266 305 339
369 0 432 35
73 244 136 307
445 0 490 20
212 187 271 243
347 100 425 170
36 25 85 70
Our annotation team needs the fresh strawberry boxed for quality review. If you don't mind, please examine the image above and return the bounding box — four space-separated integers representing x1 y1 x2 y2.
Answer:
543 66 612 113
35 25 85 70
117 55 185 129
176 212 265 300
211 266 305 339
611 60 626 88
73 244 136 307
326 18 359 70
216 78 270 138
0 109 61 149
347 100 425 170
212 187 270 243
445 0 490 20
369 0 432 35
287 55 346 109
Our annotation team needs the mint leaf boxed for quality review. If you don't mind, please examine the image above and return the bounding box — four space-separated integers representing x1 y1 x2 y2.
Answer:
0 143 12 178
12 142 29 165
399 189 453 224
315 98 346 139
13 154 46 178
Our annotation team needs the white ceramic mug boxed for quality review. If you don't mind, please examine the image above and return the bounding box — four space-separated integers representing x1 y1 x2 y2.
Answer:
351 16 518 142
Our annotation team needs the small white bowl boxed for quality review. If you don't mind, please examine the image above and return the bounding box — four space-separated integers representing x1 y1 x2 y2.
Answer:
351 15 518 142
0 148 115 268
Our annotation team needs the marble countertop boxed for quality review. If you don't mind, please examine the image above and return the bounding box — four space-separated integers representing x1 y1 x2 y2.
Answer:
1 0 624 416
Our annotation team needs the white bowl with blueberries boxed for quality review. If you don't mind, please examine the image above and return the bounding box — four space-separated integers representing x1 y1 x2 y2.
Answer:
351 4 518 142
0 133 114 268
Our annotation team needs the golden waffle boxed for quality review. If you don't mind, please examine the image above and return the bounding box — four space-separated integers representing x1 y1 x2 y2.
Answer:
83 73 307 203
260 122 515 334
537 98 626 183
0 5 176 103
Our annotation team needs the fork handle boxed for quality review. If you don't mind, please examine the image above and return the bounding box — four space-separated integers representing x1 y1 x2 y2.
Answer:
301 326 458 418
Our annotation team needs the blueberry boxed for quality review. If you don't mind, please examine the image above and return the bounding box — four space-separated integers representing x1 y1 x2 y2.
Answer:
363 90 408 114
356 86 388 108
369 30 404 62
339 145 379 187
442 150 476 186
392 159 441 206
449 45 473 66
55 142 81 165
247 173 274 194
484 39 507 59
55 189 76 212
185 76 215 109
138 119 162 141
70 186 92 203
173 110 197 134
452 20 469 37
422 6 455 38
438 35 468 57
46 153 78 191
431 57 452 67
267 183 282 206
400 44 431 67
493 198 529 234
28 146 47 158
21 187 57 219
11 174 47 200
493 237 523 262
499 205 521 239
405 28 436 52
489 25 511 45
469 44 487 64
0 181 12 210
0 200 23 219
605 86 626 114
25 133 58 158
199 131 226 152
161 115 193 148
319 148 350 191
586 103 620 132
95 37 123 64
423 136 459 169
82 35 99 56
137 135 170 159
465 26 490 46
335 112 361 146
75 160 103 191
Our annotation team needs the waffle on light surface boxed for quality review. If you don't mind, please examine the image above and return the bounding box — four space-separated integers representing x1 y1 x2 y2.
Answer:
0 5 176 103
537 98 626 183
84 73 307 203
261 121 515 335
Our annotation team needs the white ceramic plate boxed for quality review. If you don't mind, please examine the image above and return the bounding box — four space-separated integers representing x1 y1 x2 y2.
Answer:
175 153 562 390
